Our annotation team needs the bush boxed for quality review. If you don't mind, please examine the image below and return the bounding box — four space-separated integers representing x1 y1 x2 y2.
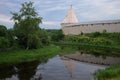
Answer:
0 25 7 37
47 29 64 41
96 64 120 79
77 36 90 42
64 35 91 43
27 34 42 49
92 37 113 45
91 32 101 38
38 29 50 46
0 37 10 49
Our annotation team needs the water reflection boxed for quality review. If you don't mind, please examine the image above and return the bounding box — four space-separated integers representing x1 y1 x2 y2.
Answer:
16 61 41 80
61 57 77 77
78 47 120 58
0 61 41 80
0 55 106 80
0 66 16 79
64 52 120 65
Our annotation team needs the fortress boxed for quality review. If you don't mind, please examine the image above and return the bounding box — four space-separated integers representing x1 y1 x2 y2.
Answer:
61 6 120 35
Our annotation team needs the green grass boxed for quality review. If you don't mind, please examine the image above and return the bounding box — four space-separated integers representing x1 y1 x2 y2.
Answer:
54 41 120 50
0 45 61 65
0 45 78 66
96 64 120 80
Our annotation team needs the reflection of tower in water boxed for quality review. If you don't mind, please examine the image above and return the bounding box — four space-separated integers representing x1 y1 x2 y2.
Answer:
61 56 77 77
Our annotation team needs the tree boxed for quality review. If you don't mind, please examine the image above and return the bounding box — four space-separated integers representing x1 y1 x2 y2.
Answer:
0 37 10 49
7 29 16 47
91 32 101 38
47 29 64 41
38 29 50 45
11 2 42 49
0 25 10 49
0 25 7 37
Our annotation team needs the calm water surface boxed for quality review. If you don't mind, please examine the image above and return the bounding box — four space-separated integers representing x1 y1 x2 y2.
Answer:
0 55 107 80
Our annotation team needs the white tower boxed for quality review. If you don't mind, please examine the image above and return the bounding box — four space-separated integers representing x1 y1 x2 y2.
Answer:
62 5 78 24
61 5 79 35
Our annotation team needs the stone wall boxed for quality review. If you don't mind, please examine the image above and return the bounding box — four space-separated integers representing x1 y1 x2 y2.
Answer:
61 22 120 35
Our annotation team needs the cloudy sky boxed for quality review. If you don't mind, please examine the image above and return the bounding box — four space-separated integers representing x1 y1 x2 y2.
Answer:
0 0 120 29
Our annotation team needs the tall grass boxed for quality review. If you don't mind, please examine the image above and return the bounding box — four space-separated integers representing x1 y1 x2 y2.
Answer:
96 64 120 80
0 45 79 65
0 45 61 65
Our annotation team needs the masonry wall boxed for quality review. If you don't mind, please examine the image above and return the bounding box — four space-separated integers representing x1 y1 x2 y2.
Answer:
61 22 120 35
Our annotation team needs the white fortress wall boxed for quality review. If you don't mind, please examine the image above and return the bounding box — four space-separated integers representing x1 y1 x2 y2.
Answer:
61 6 120 35
61 22 120 35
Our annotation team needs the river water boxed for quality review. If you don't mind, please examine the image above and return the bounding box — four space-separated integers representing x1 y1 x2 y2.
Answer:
0 55 107 80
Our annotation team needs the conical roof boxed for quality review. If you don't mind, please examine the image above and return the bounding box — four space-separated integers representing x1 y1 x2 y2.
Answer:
62 5 79 23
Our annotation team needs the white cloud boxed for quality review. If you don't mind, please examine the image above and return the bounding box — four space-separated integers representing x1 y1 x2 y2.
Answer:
44 6 66 12
41 21 61 29
0 0 120 29
0 14 13 23
0 1 18 7
78 0 120 20
42 21 60 26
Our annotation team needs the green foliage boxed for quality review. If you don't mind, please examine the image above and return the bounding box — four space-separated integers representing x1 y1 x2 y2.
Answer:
0 25 12 49
11 2 45 49
66 35 90 43
64 32 119 46
0 25 7 37
91 32 101 37
0 37 10 48
38 29 50 46
96 64 120 80
0 45 61 64
7 29 16 47
92 37 113 45
27 34 41 49
47 29 64 41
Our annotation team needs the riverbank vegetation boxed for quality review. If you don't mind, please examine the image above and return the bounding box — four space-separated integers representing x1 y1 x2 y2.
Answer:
96 64 120 80
63 32 120 48
0 45 61 65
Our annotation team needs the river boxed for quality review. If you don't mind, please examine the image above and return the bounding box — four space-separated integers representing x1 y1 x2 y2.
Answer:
0 55 107 80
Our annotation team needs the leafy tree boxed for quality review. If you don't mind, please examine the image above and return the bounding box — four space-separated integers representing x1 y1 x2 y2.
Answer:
47 29 64 41
0 25 10 49
11 2 42 49
0 37 10 49
91 32 101 38
0 25 7 37
7 29 16 47
38 29 50 45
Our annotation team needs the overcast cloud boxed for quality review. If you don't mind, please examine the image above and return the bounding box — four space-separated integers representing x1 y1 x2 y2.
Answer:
0 0 120 29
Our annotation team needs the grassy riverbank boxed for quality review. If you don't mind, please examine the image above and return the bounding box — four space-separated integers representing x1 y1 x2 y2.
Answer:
0 45 61 65
61 32 120 51
96 64 120 80
0 45 77 65
54 41 120 51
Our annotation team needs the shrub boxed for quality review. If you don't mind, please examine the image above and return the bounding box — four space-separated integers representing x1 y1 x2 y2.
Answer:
91 32 101 38
92 37 113 45
0 37 10 48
